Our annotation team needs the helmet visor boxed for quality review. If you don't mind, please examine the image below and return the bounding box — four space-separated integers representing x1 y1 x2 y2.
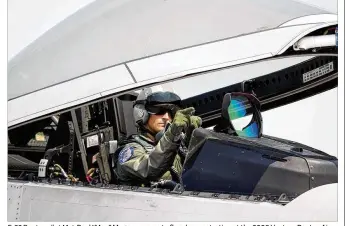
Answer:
146 104 180 117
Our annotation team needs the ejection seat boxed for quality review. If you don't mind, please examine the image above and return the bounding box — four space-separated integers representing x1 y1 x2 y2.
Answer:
37 92 138 185
67 92 139 185
99 92 138 184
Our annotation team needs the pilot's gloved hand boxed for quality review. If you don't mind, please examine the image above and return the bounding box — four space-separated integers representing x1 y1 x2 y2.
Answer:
185 115 202 146
190 116 202 129
165 107 195 143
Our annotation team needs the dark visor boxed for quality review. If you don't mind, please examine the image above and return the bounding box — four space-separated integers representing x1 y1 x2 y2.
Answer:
146 104 180 116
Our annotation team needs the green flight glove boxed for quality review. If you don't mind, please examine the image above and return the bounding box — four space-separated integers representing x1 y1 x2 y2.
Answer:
185 115 202 146
165 107 195 142
190 116 202 129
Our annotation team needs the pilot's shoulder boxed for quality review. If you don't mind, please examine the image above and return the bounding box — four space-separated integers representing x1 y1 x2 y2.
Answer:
118 143 145 164
122 141 145 151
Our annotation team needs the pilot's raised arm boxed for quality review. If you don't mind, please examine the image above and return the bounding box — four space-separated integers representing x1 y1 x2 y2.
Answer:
112 89 201 186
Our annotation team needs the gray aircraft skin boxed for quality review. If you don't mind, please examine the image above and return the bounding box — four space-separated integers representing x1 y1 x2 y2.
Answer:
7 0 338 222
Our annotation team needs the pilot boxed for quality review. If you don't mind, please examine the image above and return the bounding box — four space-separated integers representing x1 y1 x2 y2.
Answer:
112 88 202 186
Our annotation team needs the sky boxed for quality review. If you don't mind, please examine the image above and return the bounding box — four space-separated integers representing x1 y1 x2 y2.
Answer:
7 0 339 156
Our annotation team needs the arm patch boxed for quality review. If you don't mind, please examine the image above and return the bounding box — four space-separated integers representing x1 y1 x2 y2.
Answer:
118 146 134 164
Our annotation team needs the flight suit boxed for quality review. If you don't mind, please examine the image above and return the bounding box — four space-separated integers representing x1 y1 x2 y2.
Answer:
113 133 183 186
113 107 201 186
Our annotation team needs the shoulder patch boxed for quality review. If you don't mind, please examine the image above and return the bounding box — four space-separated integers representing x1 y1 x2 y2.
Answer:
118 146 134 164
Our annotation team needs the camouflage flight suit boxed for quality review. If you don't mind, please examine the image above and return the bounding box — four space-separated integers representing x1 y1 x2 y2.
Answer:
113 107 201 186
113 133 183 186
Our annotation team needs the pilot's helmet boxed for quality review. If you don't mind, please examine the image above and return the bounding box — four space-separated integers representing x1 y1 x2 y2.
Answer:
133 88 181 127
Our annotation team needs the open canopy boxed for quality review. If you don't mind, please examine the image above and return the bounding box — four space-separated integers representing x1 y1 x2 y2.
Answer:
7 0 337 127
8 0 330 99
